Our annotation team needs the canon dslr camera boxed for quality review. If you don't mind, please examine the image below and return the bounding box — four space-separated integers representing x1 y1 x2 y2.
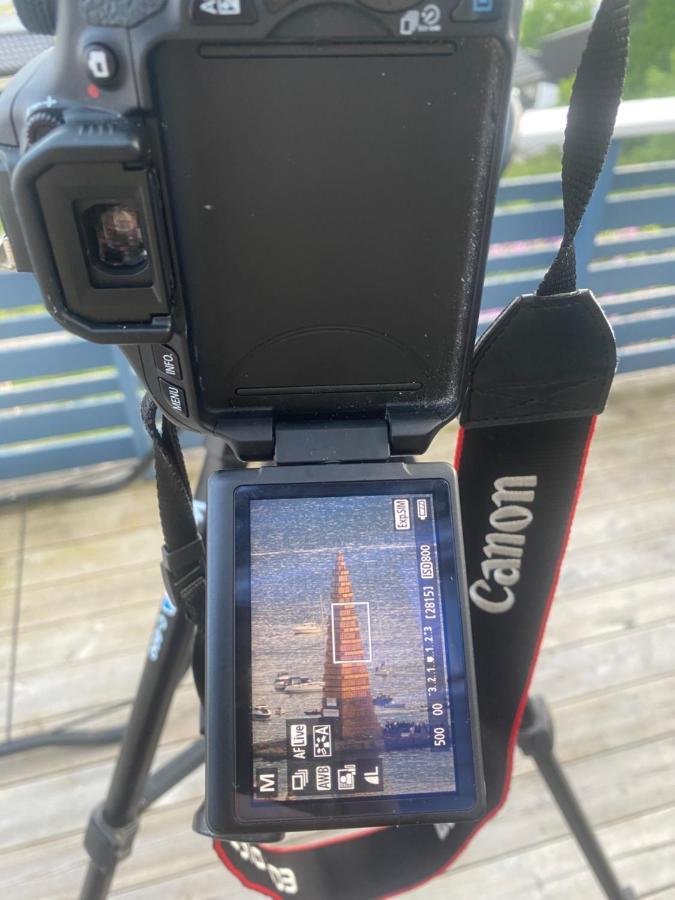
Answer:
0 0 520 836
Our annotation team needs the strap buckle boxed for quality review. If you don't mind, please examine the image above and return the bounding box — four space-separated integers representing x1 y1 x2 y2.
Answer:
161 537 206 630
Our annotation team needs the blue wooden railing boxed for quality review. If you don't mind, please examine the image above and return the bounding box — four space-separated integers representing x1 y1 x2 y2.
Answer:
2 149 675 480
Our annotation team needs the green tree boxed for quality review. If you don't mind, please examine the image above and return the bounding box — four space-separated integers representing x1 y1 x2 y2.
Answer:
624 0 675 99
519 0 594 51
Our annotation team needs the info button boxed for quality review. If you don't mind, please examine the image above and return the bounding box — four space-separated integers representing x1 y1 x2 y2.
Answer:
153 345 182 380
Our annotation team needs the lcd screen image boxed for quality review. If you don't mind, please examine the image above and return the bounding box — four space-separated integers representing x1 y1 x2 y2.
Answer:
246 489 461 803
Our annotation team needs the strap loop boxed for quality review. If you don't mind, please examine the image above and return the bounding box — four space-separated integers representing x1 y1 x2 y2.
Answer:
538 0 630 297
142 393 205 633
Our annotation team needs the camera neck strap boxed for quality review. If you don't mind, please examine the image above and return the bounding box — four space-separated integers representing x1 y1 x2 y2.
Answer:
215 0 629 896
142 394 206 637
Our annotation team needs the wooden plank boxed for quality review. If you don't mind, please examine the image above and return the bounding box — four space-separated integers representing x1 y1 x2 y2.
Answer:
0 395 129 445
0 507 21 686
19 523 162 589
7 797 674 900
596 227 675 258
613 159 675 191
523 674 675 771
0 680 672 883
0 682 199 790
0 272 44 311
589 252 675 296
112 866 240 898
619 339 675 373
0 562 161 637
604 189 675 230
533 621 675 706
496 173 561 204
579 455 675 510
593 367 675 437
0 430 138 481
0 310 59 340
22 482 160 550
50 738 675 897
570 427 675 480
546 572 675 647
3 645 151 729
0 739 204 855
556 530 675 598
0 370 120 411
14 599 159 678
0 333 111 382
413 806 675 900
459 736 675 869
599 286 675 317
486 241 558 276
111 864 227 899
490 203 563 244
0 547 19 595
0 799 213 900
487 233 675 279
0 504 24 558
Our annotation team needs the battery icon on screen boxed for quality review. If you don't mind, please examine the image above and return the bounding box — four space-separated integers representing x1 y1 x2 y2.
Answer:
416 499 428 521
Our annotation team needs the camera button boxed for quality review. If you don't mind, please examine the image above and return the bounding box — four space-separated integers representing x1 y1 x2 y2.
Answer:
159 379 188 418
451 0 501 21
85 44 119 86
153 346 182 380
191 0 258 23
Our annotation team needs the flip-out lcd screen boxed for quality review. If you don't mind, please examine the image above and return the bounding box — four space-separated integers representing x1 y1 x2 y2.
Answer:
150 42 506 422
232 479 479 817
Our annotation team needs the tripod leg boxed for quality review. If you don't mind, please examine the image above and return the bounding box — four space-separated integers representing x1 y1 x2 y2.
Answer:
518 696 635 900
80 435 239 899
80 607 195 900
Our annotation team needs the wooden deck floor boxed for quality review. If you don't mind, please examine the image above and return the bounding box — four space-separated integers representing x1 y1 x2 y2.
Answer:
1 367 674 899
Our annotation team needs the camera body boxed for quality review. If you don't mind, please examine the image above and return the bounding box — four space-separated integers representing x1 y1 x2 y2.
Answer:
0 0 520 460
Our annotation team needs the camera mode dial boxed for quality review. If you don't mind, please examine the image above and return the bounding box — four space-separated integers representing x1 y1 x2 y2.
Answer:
24 108 63 147
13 0 57 35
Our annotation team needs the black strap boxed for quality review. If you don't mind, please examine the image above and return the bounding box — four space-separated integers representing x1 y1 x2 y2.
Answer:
538 0 629 297
214 2 629 897
141 394 206 634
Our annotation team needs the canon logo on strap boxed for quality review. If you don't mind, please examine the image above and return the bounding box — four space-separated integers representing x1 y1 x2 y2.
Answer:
469 475 538 614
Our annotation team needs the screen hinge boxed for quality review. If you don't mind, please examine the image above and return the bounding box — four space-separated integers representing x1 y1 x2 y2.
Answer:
275 419 391 464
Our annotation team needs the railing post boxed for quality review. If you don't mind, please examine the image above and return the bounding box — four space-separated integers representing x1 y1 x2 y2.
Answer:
574 139 621 287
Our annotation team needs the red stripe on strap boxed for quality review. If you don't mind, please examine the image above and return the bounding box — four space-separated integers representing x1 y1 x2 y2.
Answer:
383 416 598 898
453 426 465 470
214 840 282 900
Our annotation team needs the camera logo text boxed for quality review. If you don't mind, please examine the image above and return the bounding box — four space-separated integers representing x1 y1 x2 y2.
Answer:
469 475 537 614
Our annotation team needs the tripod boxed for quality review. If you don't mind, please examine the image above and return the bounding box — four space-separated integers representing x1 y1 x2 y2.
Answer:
79 436 634 900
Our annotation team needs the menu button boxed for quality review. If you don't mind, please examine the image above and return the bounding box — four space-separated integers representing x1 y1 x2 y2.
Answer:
159 379 188 417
